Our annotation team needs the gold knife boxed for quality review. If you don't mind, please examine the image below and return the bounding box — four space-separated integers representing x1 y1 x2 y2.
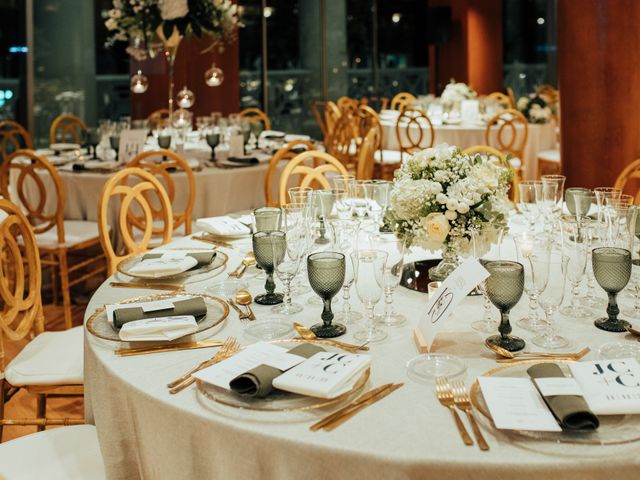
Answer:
310 383 394 431
192 235 234 249
323 383 403 431
115 340 224 356
110 281 184 291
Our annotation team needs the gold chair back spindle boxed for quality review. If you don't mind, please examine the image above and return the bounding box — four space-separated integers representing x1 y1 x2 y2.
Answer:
484 108 529 165
390 92 417 111
49 114 87 145
265 140 316 207
356 127 380 181
325 110 358 172
239 108 271 130
0 122 33 163
396 108 435 158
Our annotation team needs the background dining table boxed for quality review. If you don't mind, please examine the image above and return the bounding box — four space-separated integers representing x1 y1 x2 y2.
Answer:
83 214 640 480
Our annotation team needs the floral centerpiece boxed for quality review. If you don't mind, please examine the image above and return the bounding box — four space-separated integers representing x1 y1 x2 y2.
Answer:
440 80 477 109
385 143 512 281
516 94 553 124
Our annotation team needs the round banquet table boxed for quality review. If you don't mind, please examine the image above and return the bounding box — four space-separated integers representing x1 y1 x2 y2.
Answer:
381 120 557 181
84 215 640 480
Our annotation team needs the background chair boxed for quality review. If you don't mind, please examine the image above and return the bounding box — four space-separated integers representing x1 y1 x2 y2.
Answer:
614 158 640 203
390 92 416 111
146 108 171 130
264 140 316 207
484 109 528 174
98 167 173 275
278 151 349 206
0 121 32 164
324 109 358 173
127 149 195 237
0 150 106 329
486 91 514 109
49 114 87 145
356 127 380 181
0 198 84 442
239 107 271 130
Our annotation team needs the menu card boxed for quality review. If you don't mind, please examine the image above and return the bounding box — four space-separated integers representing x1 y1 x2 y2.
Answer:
569 358 640 414
117 129 147 163
416 258 489 351
229 134 245 158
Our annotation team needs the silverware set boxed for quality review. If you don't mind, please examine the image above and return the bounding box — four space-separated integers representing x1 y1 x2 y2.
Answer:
435 377 489 451
228 251 256 278
227 298 253 321
115 340 225 357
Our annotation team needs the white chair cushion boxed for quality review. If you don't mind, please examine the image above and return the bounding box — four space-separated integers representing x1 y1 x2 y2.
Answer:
0 425 105 480
374 150 403 164
5 327 83 386
537 149 560 162
35 220 100 248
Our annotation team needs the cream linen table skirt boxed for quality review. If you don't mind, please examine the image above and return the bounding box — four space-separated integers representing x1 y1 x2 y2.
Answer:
84 216 640 480
382 121 557 181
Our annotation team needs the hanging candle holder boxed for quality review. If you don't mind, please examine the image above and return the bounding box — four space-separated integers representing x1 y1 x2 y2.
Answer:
130 70 149 94
204 63 224 87
176 86 196 109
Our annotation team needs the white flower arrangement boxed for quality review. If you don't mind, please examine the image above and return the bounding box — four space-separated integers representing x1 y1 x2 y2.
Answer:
517 94 553 124
441 80 477 107
385 144 512 257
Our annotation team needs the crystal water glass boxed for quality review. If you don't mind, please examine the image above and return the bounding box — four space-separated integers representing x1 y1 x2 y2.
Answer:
329 219 363 323
537 175 564 233
593 247 632 332
594 187 621 224
288 186 313 205
604 201 637 248
354 250 388 343
484 260 526 352
560 217 592 318
515 232 551 331
518 180 542 228
253 206 281 232
372 233 407 326
352 180 370 220
623 206 640 319
252 231 285 305
307 252 346 338
470 227 505 333
565 187 592 219
272 206 305 315
532 251 570 349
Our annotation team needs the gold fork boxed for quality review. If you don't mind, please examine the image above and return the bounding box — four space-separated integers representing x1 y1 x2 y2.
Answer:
435 376 473 446
169 337 240 394
166 337 237 389
451 380 490 451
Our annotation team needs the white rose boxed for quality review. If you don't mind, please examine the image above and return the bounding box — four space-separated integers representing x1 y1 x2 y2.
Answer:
436 193 448 204
457 204 470 214
445 210 457 221
446 200 458 211
105 18 118 30
422 213 450 244
159 0 189 20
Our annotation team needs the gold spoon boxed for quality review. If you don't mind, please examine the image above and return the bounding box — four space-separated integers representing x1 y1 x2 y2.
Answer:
292 322 369 353
235 289 256 320
230 252 256 278
486 342 590 359
625 325 640 338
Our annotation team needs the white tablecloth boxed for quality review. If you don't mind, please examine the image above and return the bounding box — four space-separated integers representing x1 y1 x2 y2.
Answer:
83 216 640 480
381 121 557 181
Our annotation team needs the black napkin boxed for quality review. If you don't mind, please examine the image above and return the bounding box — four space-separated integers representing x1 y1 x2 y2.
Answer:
141 251 216 270
229 344 325 398
527 363 599 431
228 156 259 165
72 163 86 171
112 297 207 329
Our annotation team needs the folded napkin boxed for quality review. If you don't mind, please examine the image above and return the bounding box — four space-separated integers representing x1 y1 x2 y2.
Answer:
228 156 259 165
260 130 285 139
128 256 198 278
118 315 198 341
196 216 251 237
284 134 311 142
112 297 207 329
142 251 216 270
527 363 599 431
229 344 325 398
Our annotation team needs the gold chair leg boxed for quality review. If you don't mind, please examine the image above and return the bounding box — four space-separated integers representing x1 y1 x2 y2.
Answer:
0 379 5 442
36 394 47 433
58 249 73 329
50 254 59 305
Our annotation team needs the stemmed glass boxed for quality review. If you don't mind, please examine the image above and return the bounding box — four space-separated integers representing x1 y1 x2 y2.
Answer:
252 231 285 305
623 206 640 319
329 218 363 323
272 205 305 315
536 176 563 234
253 206 281 232
351 180 370 221
86 128 100 159
484 261 526 352
353 250 388 343
593 247 632 332
332 188 351 220
157 133 171 161
565 187 593 220
366 180 392 229
518 180 542 228
372 233 407 326
313 190 335 245
470 227 504 333
594 187 621 225
307 252 346 338
205 129 220 161
560 217 593 318
109 134 120 161
532 251 570 349
514 232 551 331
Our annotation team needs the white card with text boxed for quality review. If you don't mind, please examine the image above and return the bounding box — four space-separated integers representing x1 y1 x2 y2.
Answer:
417 258 489 351
229 134 245 158
118 129 147 163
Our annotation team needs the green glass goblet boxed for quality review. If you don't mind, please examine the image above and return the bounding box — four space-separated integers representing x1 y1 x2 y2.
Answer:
308 252 346 338
252 231 285 305
593 247 632 332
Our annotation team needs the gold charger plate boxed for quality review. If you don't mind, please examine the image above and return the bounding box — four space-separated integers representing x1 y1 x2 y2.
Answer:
86 293 229 342
470 359 640 445
116 250 228 280
196 338 370 413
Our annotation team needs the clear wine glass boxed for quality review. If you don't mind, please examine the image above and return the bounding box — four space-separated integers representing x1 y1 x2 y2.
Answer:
560 217 593 318
514 232 551 331
372 233 407 326
565 187 592 220
518 180 542 228
470 227 504 333
272 205 305 315
532 251 570 349
623 206 640 319
353 250 388 343
329 218 363 323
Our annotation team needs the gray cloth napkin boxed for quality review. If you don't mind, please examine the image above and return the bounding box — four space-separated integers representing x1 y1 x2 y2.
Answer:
112 297 207 329
142 252 216 270
229 344 325 398
527 363 599 430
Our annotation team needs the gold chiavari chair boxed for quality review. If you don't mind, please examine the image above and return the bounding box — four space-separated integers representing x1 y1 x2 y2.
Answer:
360 96 390 111
311 101 328 141
462 145 520 202
0 198 84 441
98 167 173 275
354 105 382 158
239 107 271 130
265 140 316 207
484 109 529 173
0 121 33 163
486 92 514 109
507 87 517 110
614 158 640 204
337 96 359 114
49 114 87 145
325 109 358 173
147 108 171 130
0 150 106 329
390 92 417 111
127 149 196 237
324 101 342 135
356 127 380 181
278 151 349 206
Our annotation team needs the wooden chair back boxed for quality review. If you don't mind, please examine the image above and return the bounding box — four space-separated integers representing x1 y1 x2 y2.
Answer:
0 150 65 243
356 127 380 181
507 87 517 110
278 152 349 206
0 121 33 163
265 140 316 207
98 167 173 275
147 109 171 129
395 108 435 159
463 145 520 202
324 101 342 134
614 158 640 204
360 96 389 111
239 108 271 130
0 198 44 371
325 110 358 171
484 109 529 161
390 92 416 111
486 92 513 109
337 96 359 114
311 101 328 140
127 149 195 235
49 114 86 145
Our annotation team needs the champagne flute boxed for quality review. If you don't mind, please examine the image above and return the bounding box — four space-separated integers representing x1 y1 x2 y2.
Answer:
518 180 542 228
353 250 388 343
560 217 593 318
514 232 551 331
272 205 305 315
329 218 363 323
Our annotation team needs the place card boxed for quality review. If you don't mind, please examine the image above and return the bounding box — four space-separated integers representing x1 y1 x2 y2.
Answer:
128 256 198 277
193 342 306 390
117 129 147 163
416 258 489 351
229 133 245 158
478 377 562 432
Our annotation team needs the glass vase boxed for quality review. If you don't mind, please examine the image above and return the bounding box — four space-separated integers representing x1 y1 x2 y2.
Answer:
428 243 460 282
